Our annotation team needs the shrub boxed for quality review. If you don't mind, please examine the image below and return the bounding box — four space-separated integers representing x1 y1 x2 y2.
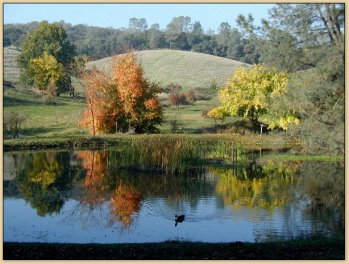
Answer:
168 92 187 109
185 89 197 103
4 111 27 139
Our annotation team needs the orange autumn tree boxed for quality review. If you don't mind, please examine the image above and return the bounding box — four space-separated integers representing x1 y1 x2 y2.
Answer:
79 70 125 135
113 53 162 133
80 53 162 134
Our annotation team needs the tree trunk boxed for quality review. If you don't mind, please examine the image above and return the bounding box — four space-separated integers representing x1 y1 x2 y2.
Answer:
318 4 342 45
88 98 96 136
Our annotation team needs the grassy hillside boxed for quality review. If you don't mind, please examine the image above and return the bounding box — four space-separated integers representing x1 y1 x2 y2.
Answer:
88 49 248 90
4 46 21 83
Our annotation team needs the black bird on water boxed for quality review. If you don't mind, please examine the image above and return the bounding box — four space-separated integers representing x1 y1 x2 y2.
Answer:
175 214 185 227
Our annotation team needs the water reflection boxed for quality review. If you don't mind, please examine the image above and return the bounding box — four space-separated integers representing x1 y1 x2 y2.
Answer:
3 150 344 243
211 161 299 209
13 152 79 216
210 160 344 241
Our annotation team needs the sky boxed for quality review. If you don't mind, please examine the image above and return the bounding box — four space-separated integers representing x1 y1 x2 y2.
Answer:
4 3 274 32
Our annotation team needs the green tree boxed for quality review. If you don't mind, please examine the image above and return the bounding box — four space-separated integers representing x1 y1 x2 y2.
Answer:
129 18 148 32
17 21 76 94
147 27 166 49
165 16 191 49
187 21 204 49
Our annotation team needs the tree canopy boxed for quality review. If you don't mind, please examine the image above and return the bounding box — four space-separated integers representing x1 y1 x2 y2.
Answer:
6 17 260 63
80 53 162 135
17 21 77 94
218 64 298 130
29 51 64 92
113 53 163 133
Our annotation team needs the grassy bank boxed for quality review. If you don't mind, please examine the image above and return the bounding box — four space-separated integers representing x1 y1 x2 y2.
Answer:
4 237 344 260
261 153 344 162
3 133 301 152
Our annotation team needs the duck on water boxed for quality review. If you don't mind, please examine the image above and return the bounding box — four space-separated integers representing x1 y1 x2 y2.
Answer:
175 214 185 227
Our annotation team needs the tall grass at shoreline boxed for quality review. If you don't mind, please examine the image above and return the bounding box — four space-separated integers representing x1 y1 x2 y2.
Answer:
105 137 261 174
109 137 207 174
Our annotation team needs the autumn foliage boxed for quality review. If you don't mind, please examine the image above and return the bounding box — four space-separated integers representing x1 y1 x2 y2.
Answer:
113 53 162 133
79 52 162 134
76 151 109 207
79 71 123 135
110 182 142 228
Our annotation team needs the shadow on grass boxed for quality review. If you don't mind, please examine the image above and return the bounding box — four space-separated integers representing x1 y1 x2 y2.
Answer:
19 127 62 137
4 95 44 107
190 120 274 135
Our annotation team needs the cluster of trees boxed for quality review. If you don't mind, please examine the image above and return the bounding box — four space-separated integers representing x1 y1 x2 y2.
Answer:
256 3 344 154
5 16 259 63
79 53 162 134
210 3 343 154
14 21 162 134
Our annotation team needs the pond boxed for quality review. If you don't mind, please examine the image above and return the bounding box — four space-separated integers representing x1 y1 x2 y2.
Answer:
3 147 344 244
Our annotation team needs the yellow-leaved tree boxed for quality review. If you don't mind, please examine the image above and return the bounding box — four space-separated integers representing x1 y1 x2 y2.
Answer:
30 51 64 93
218 64 299 131
207 106 229 124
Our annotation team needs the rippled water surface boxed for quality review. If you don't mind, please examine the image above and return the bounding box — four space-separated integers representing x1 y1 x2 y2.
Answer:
4 150 344 243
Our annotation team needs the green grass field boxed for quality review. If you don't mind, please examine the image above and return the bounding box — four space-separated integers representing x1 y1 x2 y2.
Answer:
4 87 87 138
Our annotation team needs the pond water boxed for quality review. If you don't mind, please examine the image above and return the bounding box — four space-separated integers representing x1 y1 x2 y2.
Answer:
3 149 344 244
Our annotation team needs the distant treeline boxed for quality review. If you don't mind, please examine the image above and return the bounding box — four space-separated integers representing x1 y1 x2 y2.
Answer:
4 17 259 62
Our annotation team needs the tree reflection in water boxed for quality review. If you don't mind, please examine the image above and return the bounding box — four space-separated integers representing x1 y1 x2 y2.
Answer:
211 159 344 240
14 152 76 216
77 151 109 207
6 150 344 238
212 160 299 210
109 182 142 229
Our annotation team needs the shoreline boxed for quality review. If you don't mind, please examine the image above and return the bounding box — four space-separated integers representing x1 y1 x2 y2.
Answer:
3 238 345 260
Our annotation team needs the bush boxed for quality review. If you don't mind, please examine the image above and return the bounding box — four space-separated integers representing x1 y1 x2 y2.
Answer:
185 89 197 103
168 92 187 109
4 111 27 139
